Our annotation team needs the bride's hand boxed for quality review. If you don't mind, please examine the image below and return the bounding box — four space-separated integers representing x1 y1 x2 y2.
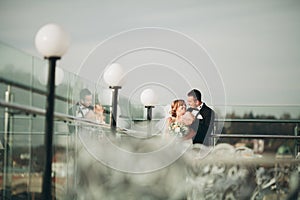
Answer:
182 112 195 126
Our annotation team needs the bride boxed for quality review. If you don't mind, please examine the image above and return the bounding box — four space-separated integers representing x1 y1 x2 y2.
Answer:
165 99 196 140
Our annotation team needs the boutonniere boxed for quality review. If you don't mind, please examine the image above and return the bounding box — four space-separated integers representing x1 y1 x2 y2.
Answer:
197 114 203 119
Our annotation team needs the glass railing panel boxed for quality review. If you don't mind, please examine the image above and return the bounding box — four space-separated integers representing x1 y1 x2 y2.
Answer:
0 42 77 198
0 115 43 198
0 42 88 116
0 43 35 107
0 114 76 198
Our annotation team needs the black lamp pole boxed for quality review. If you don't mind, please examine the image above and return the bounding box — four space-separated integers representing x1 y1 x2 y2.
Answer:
145 105 154 137
110 86 121 130
145 105 154 121
42 56 60 200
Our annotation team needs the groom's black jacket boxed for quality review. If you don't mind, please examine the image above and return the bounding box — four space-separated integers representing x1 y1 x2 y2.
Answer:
187 103 215 145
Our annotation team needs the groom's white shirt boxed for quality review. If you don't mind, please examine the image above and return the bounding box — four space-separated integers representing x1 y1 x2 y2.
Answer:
191 102 203 117
191 110 198 116
197 102 203 111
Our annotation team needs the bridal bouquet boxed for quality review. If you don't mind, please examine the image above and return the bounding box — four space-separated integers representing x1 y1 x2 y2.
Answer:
169 121 189 137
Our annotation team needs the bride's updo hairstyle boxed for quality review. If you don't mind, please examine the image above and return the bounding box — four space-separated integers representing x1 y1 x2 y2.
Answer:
170 99 186 117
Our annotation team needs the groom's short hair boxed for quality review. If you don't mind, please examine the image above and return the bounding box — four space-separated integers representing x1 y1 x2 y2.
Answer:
80 88 92 100
188 89 202 101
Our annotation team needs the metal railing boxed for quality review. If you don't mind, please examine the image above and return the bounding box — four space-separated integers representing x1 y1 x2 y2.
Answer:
213 118 300 159
0 77 72 104
214 118 300 139
1 76 300 140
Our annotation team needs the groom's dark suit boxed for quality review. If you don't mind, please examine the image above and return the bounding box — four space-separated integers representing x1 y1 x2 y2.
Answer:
187 103 215 145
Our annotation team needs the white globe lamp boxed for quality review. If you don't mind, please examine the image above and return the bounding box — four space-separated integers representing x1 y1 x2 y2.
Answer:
35 23 70 58
140 89 157 120
103 63 124 86
140 88 157 106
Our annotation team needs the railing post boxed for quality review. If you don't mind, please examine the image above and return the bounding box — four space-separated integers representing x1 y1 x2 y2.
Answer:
294 124 299 157
213 123 216 147
3 85 13 199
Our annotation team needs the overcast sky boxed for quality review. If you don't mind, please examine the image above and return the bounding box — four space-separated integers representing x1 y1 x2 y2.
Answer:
1 0 300 113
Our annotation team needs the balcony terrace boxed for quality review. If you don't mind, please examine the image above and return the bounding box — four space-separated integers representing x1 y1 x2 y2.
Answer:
1 42 300 199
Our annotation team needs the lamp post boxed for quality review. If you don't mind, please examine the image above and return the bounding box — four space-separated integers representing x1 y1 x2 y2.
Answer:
140 89 157 121
35 23 70 200
140 89 157 137
103 63 124 130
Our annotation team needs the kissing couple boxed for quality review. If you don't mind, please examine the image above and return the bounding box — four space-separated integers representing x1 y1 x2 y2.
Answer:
166 89 215 146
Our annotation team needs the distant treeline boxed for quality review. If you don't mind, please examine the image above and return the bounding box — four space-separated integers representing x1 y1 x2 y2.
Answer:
223 111 299 135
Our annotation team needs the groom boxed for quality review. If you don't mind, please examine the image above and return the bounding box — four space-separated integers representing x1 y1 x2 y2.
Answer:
186 89 215 145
